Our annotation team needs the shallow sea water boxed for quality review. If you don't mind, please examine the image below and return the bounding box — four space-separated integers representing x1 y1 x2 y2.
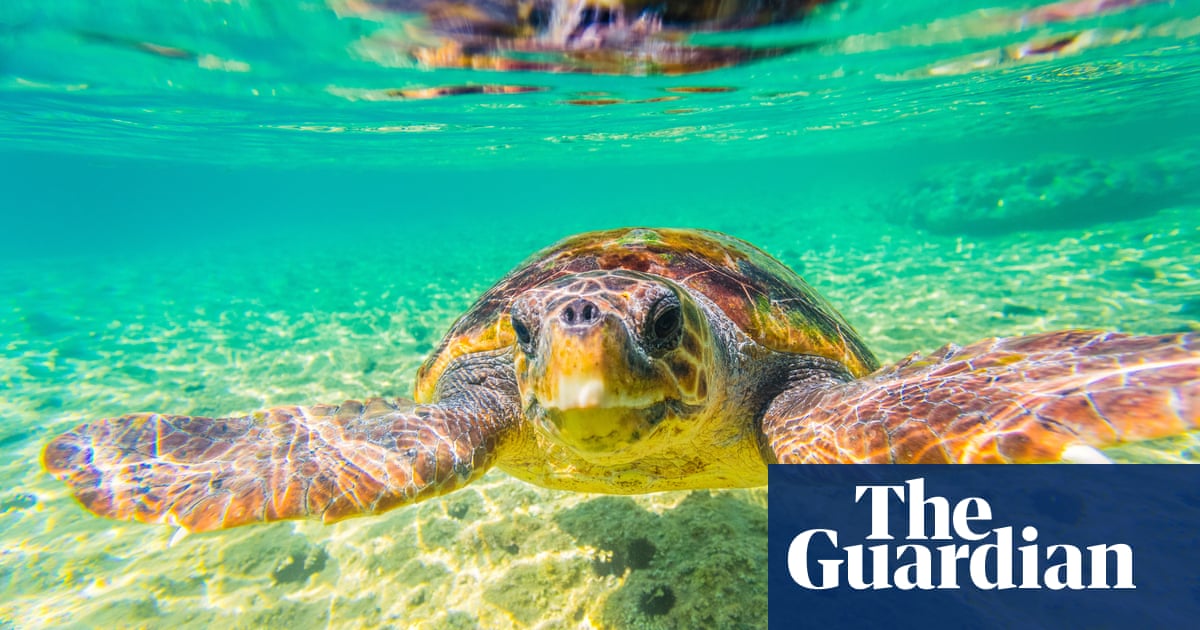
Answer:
1 0 1199 628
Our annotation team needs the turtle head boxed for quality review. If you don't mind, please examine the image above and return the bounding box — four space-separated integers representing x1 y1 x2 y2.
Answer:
510 270 715 461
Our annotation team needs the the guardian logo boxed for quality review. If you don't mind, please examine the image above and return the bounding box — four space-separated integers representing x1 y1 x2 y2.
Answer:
787 478 1135 591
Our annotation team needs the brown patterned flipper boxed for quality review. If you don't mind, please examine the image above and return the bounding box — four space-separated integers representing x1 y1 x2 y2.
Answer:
763 331 1199 464
44 380 519 531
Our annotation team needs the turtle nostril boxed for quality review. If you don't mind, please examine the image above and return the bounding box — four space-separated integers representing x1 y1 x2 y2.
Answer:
561 299 601 328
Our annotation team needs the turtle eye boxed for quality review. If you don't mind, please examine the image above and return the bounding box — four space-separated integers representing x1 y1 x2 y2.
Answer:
645 296 683 354
511 313 535 354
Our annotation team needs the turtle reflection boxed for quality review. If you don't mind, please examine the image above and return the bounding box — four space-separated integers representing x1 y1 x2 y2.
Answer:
333 0 831 74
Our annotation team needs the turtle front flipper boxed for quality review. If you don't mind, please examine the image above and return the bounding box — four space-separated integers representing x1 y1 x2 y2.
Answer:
43 361 520 531
763 330 1199 464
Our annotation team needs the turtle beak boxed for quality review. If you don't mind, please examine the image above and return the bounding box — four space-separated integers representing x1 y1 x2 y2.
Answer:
530 298 665 453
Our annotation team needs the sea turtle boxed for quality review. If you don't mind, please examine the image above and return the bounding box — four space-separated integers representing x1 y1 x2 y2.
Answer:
44 228 1200 532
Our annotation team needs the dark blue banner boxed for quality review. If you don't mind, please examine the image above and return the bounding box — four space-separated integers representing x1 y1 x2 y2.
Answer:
768 465 1200 629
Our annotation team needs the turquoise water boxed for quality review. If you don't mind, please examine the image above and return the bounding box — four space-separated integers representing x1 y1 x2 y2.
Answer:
2 0 1199 628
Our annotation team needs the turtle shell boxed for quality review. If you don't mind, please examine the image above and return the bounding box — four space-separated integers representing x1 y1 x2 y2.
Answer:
414 227 879 403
